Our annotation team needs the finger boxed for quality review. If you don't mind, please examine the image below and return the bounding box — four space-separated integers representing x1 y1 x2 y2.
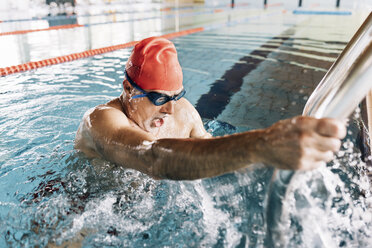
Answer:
304 148 334 163
317 150 335 163
316 118 346 139
291 116 318 131
309 133 342 152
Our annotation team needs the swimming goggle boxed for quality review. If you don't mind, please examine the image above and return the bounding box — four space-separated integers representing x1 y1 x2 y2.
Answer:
124 70 186 106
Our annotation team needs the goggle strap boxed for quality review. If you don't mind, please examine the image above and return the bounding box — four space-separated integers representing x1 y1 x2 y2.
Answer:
131 94 147 99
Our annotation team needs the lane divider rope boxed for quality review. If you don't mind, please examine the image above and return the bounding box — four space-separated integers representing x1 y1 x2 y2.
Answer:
0 5 254 37
0 27 203 77
0 2 251 23
0 24 83 36
0 9 284 77
264 3 284 8
0 2 282 37
0 9 224 37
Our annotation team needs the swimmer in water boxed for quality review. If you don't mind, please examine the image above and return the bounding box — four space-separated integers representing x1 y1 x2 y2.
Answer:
74 37 346 180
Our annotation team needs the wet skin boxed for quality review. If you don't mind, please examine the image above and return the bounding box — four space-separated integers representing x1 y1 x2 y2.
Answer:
75 80 346 180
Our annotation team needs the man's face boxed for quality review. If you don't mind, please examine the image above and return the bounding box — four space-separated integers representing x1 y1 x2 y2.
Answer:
126 84 183 132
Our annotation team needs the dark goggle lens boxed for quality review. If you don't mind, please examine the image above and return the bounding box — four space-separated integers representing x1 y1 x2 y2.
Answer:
147 89 186 106
147 93 168 106
174 90 186 100
154 96 169 105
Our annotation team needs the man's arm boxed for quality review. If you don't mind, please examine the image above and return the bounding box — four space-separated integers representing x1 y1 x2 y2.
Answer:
87 106 261 179
150 117 345 179
80 105 345 180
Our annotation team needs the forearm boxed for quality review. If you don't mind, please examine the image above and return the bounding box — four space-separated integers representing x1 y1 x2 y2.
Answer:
149 131 264 180
84 112 346 178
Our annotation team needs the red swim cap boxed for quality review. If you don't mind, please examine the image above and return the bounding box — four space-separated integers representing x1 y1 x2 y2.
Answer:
125 37 183 91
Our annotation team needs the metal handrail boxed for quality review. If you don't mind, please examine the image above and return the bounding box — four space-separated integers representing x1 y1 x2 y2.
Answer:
266 12 372 247
303 12 372 118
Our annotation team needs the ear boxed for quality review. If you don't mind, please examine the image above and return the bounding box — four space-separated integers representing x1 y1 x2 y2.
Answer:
123 80 133 95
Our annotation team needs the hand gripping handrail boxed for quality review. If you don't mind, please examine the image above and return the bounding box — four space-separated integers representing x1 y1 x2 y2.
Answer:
266 12 372 247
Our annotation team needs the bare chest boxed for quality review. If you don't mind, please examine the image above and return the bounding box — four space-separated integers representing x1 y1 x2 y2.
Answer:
131 116 192 139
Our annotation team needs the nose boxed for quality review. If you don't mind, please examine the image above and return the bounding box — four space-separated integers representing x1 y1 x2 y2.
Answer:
160 100 175 115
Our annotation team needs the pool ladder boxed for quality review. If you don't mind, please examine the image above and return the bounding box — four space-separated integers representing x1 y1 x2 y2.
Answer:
266 11 372 247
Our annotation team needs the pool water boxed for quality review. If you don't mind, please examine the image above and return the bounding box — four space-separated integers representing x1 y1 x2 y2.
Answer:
1 5 372 247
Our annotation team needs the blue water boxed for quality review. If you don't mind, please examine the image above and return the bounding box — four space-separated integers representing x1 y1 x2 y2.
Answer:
1 11 372 247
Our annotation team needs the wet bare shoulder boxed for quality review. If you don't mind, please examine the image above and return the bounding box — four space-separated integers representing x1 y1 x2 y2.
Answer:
175 98 211 138
88 100 131 136
75 99 130 155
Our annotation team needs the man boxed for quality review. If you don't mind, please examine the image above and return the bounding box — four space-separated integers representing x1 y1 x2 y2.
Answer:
75 37 346 180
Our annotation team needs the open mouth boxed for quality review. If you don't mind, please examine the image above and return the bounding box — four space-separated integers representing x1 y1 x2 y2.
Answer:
152 117 165 127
